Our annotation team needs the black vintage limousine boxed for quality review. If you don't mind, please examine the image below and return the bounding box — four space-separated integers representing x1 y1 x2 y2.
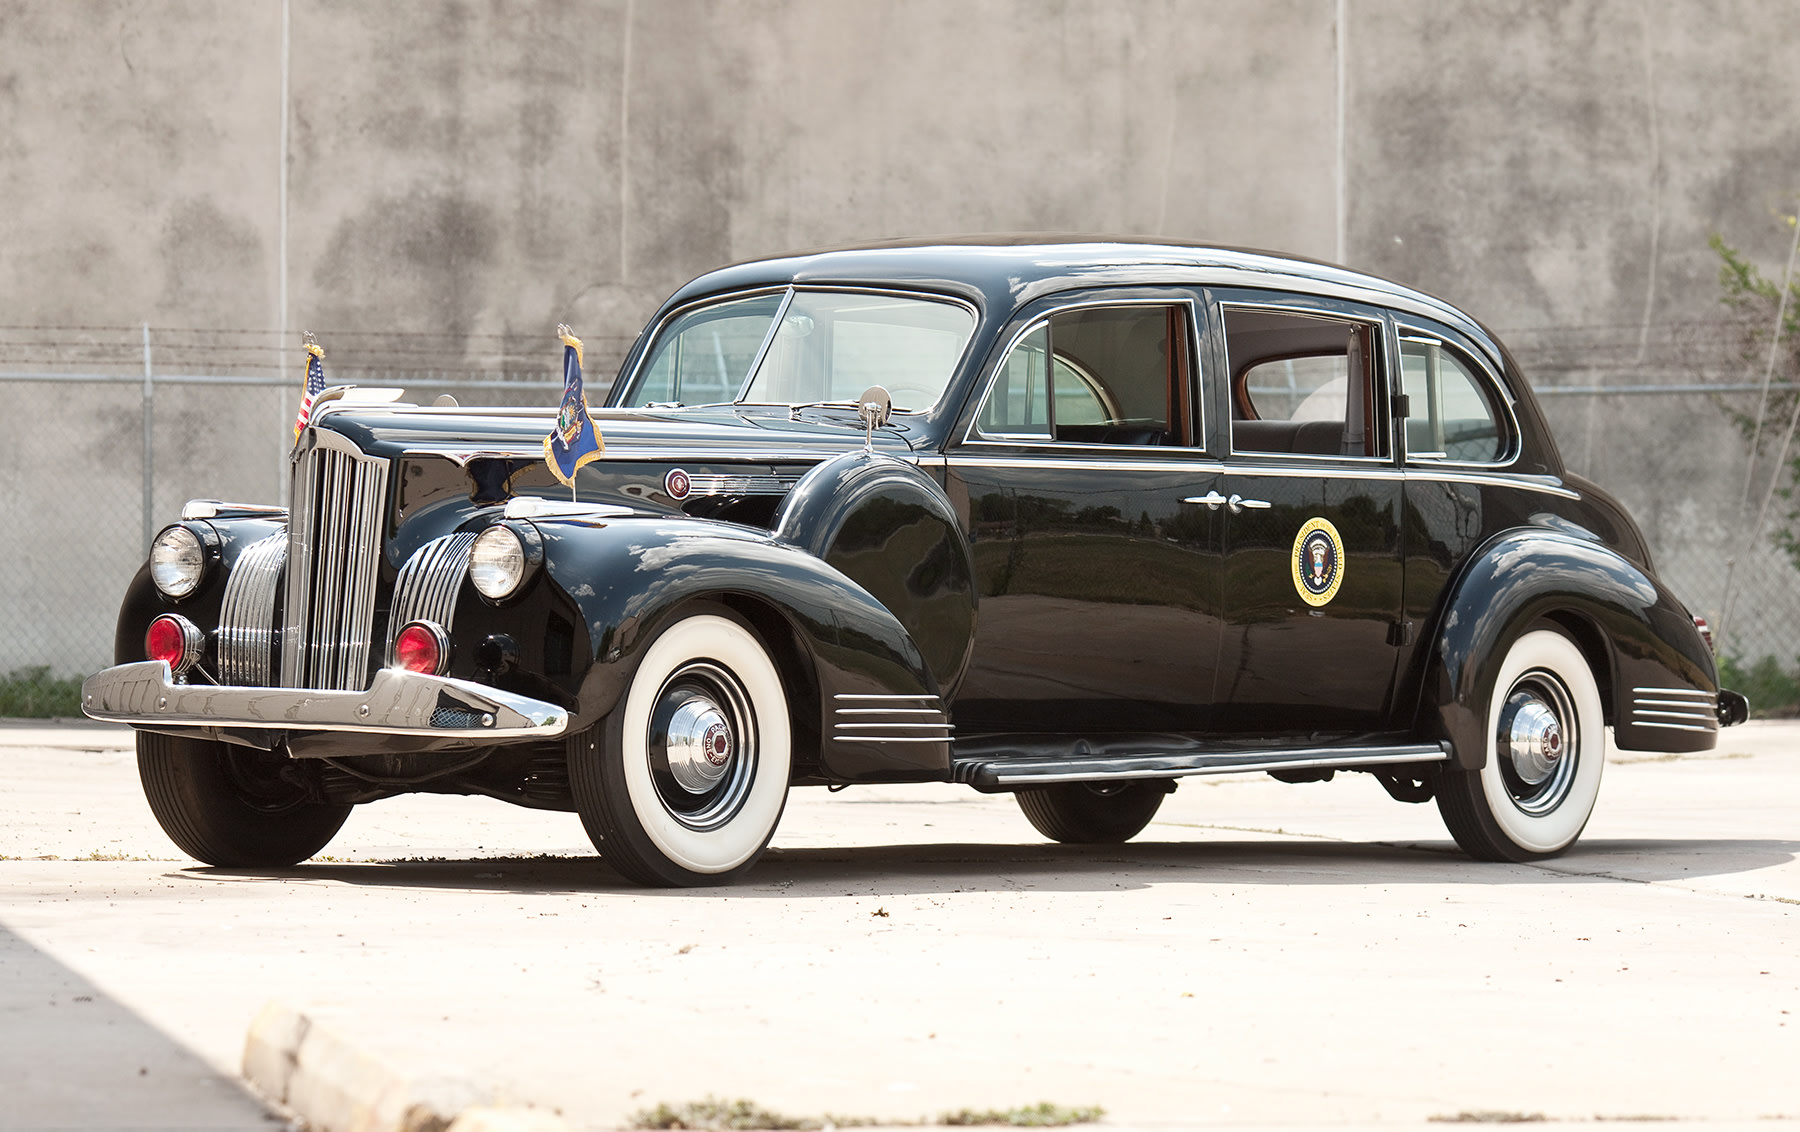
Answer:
83 238 1747 885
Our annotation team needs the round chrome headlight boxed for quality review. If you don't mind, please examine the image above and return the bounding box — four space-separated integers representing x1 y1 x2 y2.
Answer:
469 525 527 600
150 526 205 599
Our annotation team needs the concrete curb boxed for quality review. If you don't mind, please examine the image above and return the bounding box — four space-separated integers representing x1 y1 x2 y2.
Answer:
242 1001 573 1132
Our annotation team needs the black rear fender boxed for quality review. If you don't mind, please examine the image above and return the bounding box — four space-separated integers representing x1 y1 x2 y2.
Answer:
1425 529 1720 767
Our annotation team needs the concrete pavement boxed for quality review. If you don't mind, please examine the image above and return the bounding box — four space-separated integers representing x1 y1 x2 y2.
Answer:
0 718 1796 1129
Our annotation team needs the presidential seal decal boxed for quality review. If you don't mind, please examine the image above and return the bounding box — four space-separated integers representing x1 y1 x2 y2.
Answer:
1291 517 1345 607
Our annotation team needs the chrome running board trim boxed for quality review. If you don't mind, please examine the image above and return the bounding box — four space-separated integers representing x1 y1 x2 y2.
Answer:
953 742 1448 790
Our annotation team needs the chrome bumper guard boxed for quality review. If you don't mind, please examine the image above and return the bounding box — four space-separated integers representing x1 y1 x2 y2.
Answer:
81 661 570 739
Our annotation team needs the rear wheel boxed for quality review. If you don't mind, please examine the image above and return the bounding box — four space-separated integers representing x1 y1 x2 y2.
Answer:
1016 780 1173 844
569 608 791 886
137 733 351 866
1436 628 1605 861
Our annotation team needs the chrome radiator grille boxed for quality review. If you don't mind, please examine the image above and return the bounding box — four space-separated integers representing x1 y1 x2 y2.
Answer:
384 532 477 664
280 431 391 691
217 533 287 685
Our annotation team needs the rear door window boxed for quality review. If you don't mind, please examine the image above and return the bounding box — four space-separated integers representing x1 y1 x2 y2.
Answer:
1223 305 1385 459
1398 336 1509 464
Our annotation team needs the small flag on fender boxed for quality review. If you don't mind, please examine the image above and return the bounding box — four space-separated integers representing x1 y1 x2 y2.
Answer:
292 332 326 442
544 323 604 490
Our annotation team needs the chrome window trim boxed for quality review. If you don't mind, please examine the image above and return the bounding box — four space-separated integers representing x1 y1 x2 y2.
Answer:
945 453 1225 475
1218 299 1394 464
961 294 1204 450
617 285 981 412
1394 329 1523 469
1000 256 1506 372
1403 468 1579 499
941 453 1581 499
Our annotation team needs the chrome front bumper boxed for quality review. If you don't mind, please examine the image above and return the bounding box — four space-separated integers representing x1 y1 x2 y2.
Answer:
81 661 570 739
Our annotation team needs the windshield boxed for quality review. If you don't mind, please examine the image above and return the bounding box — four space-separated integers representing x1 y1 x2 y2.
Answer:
623 289 975 412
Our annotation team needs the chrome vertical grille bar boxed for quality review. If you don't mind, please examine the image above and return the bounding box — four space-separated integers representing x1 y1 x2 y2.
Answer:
281 431 390 691
385 532 478 663
322 454 348 689
341 458 386 685
279 444 321 687
311 451 341 687
217 533 287 685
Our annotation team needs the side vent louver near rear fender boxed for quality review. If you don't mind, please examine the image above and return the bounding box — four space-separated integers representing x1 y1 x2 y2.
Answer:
1629 686 1719 734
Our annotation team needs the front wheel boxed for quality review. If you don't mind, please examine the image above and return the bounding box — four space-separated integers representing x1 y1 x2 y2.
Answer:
569 608 792 886
1016 780 1173 844
137 733 351 867
1436 628 1606 861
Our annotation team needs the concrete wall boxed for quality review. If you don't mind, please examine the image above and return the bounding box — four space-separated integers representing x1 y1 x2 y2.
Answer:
3 0 1798 673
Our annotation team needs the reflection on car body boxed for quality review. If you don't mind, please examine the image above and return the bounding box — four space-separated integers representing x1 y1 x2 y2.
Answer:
83 238 1748 885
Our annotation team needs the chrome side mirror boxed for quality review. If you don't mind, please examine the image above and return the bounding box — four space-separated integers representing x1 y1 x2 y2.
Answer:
857 385 891 453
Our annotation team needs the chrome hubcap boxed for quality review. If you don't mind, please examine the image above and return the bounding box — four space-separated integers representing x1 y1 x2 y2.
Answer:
1496 671 1578 815
663 697 734 794
646 661 756 831
1502 696 1562 785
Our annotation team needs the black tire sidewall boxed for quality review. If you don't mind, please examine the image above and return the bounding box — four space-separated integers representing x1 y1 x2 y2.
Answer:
1016 781 1169 844
137 732 350 867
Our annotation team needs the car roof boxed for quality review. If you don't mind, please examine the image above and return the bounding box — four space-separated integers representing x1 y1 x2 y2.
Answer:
664 235 1502 365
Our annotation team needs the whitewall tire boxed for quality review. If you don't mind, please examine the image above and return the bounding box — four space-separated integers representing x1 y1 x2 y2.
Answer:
1437 628 1606 861
570 607 791 886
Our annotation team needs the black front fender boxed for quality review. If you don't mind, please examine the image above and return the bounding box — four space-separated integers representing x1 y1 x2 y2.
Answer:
1429 528 1719 767
773 451 977 699
535 515 950 782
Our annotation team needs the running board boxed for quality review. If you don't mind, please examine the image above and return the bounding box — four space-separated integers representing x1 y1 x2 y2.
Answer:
952 742 1449 791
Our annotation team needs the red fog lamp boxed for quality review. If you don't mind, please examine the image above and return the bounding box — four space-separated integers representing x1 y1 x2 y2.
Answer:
393 620 451 675
1693 616 1715 655
145 614 205 678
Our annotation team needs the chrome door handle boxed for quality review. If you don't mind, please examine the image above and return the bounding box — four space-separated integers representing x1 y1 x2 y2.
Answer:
1183 491 1229 510
1228 493 1271 514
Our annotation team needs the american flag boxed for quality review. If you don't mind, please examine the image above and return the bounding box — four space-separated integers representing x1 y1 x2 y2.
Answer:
292 333 326 442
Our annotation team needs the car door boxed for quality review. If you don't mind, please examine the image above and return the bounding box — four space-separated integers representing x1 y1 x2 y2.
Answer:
1388 317 1525 719
944 289 1226 737
1207 290 1406 735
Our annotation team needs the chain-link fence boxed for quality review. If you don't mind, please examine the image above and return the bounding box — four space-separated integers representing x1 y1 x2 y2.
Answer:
4 322 1798 689
0 323 633 679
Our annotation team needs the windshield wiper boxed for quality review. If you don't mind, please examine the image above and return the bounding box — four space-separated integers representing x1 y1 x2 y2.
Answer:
784 400 914 421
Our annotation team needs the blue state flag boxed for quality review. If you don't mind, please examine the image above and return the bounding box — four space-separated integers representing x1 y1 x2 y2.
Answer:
544 324 603 488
